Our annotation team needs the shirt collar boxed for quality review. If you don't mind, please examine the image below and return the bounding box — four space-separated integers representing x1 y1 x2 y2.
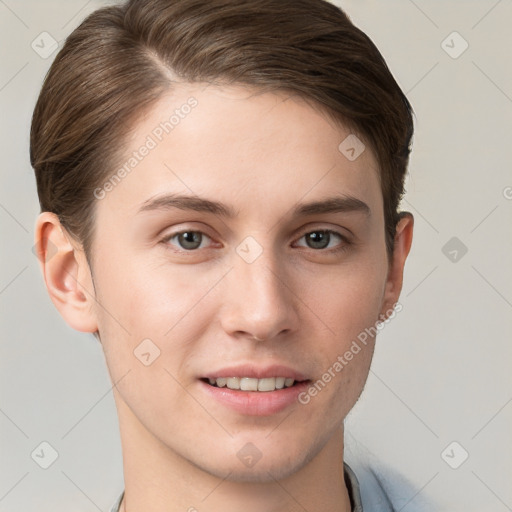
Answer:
344 462 364 512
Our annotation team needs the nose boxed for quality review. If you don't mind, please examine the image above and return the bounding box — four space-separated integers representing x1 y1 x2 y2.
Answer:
219 247 300 342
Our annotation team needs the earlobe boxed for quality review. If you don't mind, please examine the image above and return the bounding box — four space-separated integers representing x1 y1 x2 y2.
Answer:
380 212 414 320
34 212 99 333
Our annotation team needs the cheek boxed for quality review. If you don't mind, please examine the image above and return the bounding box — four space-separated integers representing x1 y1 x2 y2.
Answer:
91 257 207 421
296 268 384 426
92 253 222 376
94 252 210 331
304 258 388 344
309 253 388 404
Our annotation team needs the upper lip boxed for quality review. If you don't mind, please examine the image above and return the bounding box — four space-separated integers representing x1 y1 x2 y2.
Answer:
202 364 309 381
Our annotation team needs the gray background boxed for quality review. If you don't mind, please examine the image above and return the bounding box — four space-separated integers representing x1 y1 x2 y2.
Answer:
1 1 511 510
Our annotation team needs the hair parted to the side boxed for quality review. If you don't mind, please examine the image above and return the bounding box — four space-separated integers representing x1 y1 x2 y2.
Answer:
30 0 414 263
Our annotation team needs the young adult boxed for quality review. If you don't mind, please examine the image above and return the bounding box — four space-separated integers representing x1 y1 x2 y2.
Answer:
31 1 415 510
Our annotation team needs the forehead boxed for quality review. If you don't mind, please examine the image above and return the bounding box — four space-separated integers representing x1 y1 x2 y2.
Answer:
95 83 382 224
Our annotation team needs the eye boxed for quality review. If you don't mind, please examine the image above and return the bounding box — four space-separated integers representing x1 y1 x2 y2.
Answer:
161 228 349 254
294 229 346 251
163 230 212 251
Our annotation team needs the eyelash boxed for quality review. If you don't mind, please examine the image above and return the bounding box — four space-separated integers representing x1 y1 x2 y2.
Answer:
161 228 350 255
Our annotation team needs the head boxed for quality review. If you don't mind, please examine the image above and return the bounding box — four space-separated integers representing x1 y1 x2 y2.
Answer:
32 0 414 483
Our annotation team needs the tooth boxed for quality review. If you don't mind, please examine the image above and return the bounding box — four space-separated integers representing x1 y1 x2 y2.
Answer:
213 376 297 391
258 377 276 392
215 377 227 387
240 377 258 391
275 377 285 389
226 377 240 390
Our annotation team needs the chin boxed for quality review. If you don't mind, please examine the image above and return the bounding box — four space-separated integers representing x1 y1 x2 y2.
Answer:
192 443 317 483
204 461 301 484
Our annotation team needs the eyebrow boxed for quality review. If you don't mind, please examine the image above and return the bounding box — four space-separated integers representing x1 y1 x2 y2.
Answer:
137 193 371 218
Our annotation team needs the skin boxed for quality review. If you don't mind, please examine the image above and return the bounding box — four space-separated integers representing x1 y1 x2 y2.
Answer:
35 83 413 512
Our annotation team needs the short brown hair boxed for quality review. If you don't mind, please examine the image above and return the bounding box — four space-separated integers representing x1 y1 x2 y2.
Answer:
30 0 413 262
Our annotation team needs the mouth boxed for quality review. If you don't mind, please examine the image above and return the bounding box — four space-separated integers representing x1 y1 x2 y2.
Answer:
201 376 306 392
199 365 311 415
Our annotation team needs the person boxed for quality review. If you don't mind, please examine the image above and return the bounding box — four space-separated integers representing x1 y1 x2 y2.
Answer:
30 0 417 510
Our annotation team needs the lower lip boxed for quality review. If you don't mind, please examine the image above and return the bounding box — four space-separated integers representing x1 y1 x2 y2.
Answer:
199 379 310 416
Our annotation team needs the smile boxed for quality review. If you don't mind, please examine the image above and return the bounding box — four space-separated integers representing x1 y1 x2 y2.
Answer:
206 376 297 392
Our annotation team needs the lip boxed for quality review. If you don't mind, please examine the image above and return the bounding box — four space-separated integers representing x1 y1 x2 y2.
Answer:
199 379 310 416
202 364 309 381
199 364 310 416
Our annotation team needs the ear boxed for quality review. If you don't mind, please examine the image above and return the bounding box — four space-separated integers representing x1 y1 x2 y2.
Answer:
34 212 99 333
379 212 414 320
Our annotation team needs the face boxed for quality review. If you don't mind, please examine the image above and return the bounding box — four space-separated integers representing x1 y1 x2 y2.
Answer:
84 84 397 481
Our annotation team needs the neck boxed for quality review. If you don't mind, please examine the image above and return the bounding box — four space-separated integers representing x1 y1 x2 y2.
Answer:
115 395 351 512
